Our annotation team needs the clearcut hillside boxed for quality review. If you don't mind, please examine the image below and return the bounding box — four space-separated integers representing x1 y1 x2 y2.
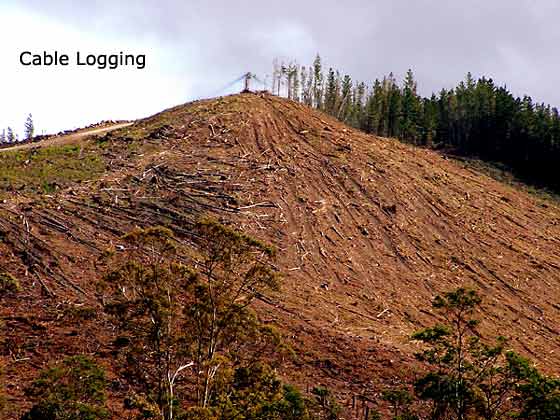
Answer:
1 92 559 416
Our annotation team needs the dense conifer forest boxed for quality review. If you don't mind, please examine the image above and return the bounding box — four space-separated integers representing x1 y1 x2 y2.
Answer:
272 56 560 192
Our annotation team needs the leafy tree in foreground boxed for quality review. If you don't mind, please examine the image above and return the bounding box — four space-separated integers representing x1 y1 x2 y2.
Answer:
191 218 279 408
100 226 194 420
100 221 281 419
22 355 108 420
412 288 484 419
412 287 560 420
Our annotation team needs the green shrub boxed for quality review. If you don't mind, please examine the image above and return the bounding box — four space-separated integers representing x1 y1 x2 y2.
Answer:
23 355 109 420
0 272 21 293
211 363 310 420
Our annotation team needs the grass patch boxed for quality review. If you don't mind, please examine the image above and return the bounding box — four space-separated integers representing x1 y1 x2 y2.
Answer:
0 144 105 197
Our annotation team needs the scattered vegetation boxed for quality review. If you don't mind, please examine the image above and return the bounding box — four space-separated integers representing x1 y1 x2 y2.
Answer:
23 355 109 420
11 226 559 419
0 271 21 294
0 144 104 197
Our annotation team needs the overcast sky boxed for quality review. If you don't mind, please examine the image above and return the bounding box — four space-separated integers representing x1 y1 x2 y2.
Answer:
1 0 559 136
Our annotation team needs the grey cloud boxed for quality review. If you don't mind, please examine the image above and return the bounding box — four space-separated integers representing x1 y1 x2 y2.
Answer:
14 0 560 104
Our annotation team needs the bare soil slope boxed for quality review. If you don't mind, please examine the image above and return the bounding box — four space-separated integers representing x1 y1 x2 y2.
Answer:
1 93 559 416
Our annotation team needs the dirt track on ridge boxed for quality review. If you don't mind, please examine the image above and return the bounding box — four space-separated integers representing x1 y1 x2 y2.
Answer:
0 122 133 153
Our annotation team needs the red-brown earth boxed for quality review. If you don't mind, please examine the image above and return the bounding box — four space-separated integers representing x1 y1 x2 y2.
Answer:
1 92 559 418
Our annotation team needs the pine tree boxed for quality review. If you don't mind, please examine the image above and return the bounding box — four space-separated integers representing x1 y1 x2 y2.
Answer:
352 82 366 128
422 95 439 147
280 63 288 96
447 89 460 147
376 77 390 136
296 53 560 192
312 54 324 109
291 64 300 102
339 74 353 122
0 129 5 144
324 68 337 115
334 70 342 112
387 73 402 138
305 67 314 106
6 127 14 143
363 83 381 134
300 66 311 105
25 113 34 141
283 63 299 99
401 69 422 144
